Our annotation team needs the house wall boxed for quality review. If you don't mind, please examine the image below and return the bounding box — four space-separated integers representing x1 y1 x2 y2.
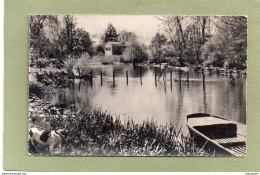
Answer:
105 44 112 56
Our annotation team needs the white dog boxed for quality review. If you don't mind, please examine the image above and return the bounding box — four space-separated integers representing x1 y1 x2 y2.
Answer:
29 127 67 155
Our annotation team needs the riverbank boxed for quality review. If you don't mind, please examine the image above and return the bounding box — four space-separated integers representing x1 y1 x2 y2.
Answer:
29 58 247 96
28 94 209 156
134 63 247 78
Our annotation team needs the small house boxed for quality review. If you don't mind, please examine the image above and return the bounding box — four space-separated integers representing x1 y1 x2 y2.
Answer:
105 42 129 56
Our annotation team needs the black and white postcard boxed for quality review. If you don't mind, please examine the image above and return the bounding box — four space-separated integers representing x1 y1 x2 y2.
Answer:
28 15 247 157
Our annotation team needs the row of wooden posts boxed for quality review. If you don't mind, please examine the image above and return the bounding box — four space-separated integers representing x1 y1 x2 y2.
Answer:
89 69 206 89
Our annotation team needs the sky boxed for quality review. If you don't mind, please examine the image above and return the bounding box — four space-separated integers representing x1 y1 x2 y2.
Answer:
74 15 162 45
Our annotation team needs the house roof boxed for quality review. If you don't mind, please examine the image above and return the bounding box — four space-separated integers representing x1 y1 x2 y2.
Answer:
106 41 131 47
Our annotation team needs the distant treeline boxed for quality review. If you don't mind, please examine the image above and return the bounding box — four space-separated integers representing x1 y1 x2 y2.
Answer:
151 16 247 69
29 15 247 70
29 15 94 65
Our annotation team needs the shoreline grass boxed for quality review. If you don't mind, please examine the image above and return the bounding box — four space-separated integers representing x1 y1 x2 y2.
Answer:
29 95 208 156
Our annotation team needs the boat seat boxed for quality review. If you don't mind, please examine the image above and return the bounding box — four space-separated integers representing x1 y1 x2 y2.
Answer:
194 123 237 139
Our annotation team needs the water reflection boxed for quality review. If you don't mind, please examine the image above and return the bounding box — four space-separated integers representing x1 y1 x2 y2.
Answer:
44 65 246 131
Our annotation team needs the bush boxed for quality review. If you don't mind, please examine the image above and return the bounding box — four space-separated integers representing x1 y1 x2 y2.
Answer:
29 68 44 96
29 81 43 97
64 53 91 79
122 42 148 63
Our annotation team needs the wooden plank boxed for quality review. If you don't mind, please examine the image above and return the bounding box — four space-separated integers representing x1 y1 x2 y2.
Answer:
188 116 232 127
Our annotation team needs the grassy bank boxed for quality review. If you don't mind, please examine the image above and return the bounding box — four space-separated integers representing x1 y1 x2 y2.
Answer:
29 95 208 156
29 55 99 96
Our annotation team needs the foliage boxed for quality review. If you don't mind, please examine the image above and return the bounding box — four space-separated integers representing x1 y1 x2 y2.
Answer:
161 16 187 66
29 15 49 60
60 16 94 57
118 30 137 42
104 23 118 43
122 41 149 64
201 16 247 69
61 15 76 55
29 15 94 66
158 16 247 69
45 15 64 59
95 45 105 55
184 16 210 65
64 53 91 78
29 68 44 96
72 28 93 56
28 66 69 98
151 32 167 63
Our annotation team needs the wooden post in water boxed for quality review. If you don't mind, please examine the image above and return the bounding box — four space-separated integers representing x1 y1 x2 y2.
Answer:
187 70 189 82
77 66 81 79
179 69 182 81
216 68 220 75
202 70 205 90
187 70 189 88
237 70 240 78
113 71 115 87
179 69 182 90
155 68 157 87
230 75 235 86
78 79 81 91
126 71 128 86
90 70 93 87
170 70 172 90
164 68 166 80
140 69 142 86
100 71 103 86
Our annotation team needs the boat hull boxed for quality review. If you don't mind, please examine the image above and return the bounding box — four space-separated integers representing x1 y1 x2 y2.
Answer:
187 126 233 156
187 113 246 157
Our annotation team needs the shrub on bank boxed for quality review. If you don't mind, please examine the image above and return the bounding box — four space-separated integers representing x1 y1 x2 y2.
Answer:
64 54 91 79
122 42 149 64
29 81 43 97
29 66 70 96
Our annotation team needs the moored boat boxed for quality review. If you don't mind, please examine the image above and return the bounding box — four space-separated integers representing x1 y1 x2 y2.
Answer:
186 113 246 157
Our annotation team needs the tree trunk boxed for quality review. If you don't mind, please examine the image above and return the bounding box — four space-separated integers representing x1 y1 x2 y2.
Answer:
176 16 186 49
202 17 207 44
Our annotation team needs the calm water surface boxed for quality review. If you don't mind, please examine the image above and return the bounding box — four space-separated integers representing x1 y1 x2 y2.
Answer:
44 64 246 134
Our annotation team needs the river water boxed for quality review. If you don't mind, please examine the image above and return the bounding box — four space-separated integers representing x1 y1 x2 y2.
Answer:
44 64 246 134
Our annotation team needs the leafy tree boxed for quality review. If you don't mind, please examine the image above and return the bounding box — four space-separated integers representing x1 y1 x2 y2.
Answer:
61 15 76 55
59 16 93 57
184 16 211 65
118 30 137 42
151 32 167 63
96 45 105 55
29 15 94 67
104 23 118 43
46 15 64 59
122 41 148 64
73 28 93 56
29 15 48 60
201 16 247 69
99 34 106 50
158 16 187 66
157 15 247 69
